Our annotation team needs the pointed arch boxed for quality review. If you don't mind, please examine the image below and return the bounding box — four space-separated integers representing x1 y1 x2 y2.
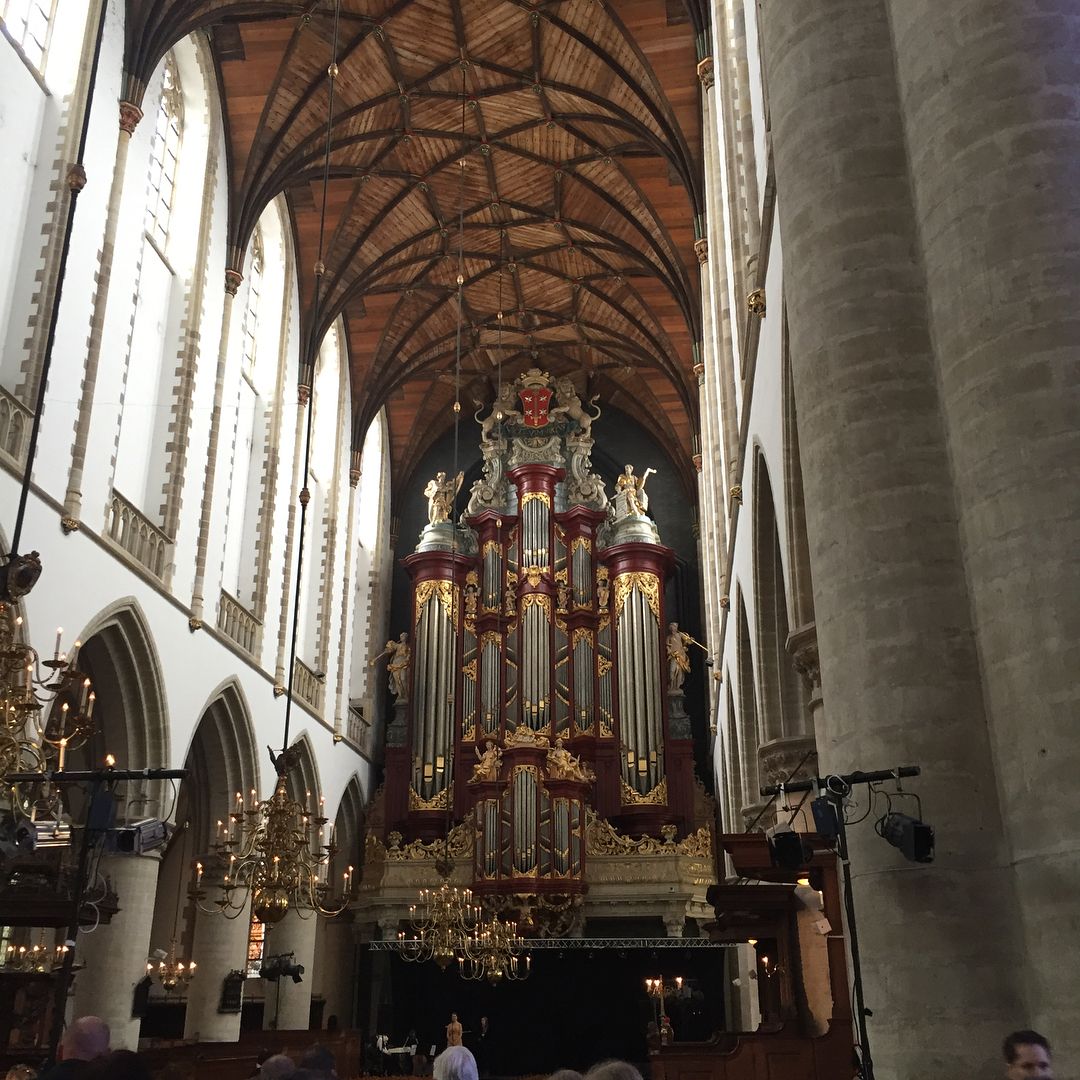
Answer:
182 679 261 850
781 312 815 628
73 599 169 811
734 589 761 825
284 731 322 810
332 773 368 877
752 447 809 742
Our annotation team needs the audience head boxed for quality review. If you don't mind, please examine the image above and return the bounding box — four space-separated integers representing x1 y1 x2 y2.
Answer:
1003 1031 1053 1079
584 1062 643 1080
298 1044 336 1079
259 1055 297 1080
82 1050 151 1080
433 1045 478 1080
549 1070 584 1080
5 1066 35 1080
60 1016 110 1063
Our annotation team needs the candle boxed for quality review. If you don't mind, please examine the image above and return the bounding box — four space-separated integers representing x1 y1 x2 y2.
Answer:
195 862 204 887
58 737 67 771
104 753 115 768
24 663 32 703
250 787 257 809
53 628 62 661
86 692 95 720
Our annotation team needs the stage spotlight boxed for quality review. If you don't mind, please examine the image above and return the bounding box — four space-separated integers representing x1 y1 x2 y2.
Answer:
767 826 810 871
878 812 934 863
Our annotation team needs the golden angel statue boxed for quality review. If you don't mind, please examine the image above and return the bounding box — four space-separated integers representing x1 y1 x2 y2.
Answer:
423 470 464 525
371 632 412 699
615 464 656 516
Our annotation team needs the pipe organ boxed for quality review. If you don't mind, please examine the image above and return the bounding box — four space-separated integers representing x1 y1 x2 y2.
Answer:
383 369 698 912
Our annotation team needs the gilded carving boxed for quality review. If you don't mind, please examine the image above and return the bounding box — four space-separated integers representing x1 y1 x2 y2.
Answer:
585 811 711 858
620 777 668 806
505 724 550 749
572 627 595 649
375 821 475 861
613 571 660 621
519 491 551 508
408 784 453 811
414 579 457 623
521 593 552 615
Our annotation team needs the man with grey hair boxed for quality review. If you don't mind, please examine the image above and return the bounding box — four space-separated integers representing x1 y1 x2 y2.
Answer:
39 1017 110 1080
433 1045 478 1080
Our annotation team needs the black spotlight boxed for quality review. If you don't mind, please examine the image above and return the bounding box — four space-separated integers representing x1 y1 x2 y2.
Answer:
768 828 811 871
285 961 305 985
878 812 935 863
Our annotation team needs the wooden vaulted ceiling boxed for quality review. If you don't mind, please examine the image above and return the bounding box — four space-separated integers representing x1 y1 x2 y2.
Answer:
125 0 705 498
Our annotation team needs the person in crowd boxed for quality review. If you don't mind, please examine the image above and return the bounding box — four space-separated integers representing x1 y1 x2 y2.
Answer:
5 1066 34 1080
294 1044 337 1080
432 1046 478 1080
583 1062 642 1080
81 1050 152 1080
445 1013 463 1048
38 1017 110 1080
549 1070 583 1080
1003 1031 1054 1079
258 1055 297 1080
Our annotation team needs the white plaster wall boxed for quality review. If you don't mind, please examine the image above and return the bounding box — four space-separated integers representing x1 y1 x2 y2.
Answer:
0 45 47 377
0 6 377 827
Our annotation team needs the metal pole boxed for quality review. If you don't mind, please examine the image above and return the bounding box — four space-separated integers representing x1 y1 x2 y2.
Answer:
834 796 875 1080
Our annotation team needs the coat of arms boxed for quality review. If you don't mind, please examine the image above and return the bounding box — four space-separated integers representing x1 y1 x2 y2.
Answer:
519 384 553 428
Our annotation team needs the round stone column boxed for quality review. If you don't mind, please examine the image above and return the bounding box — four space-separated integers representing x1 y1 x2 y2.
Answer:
72 854 160 1050
756 0 1022 1075
888 1 1080 1056
183 897 251 1041
262 910 317 1031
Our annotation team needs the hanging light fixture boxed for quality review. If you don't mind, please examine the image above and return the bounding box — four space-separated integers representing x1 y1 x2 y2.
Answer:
189 2 354 926
458 909 530 984
397 883 484 970
147 825 197 989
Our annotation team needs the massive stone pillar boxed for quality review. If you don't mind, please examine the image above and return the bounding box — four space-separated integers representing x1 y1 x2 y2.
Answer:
263 910 317 1031
72 854 159 1049
756 0 1022 1076
183 899 251 1041
887 1 1080 1057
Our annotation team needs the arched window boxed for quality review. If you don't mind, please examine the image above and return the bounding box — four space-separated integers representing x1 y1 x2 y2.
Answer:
110 40 214 558
145 54 183 251
220 226 266 611
2 0 55 72
219 199 294 657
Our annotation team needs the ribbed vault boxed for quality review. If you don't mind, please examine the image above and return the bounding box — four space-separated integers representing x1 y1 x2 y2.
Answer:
124 0 704 498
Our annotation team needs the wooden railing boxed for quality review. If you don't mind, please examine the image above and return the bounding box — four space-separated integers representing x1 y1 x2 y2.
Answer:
292 657 323 712
0 386 31 467
106 490 171 581
217 589 261 657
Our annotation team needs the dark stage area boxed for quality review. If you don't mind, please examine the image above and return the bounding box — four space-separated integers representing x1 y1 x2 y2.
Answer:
360 946 727 1075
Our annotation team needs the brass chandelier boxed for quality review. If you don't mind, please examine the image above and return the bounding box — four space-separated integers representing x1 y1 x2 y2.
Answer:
396 883 530 984
191 755 352 923
397 883 483 970
146 940 196 993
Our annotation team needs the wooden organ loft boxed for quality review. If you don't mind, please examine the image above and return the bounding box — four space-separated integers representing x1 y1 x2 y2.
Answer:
371 369 708 926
